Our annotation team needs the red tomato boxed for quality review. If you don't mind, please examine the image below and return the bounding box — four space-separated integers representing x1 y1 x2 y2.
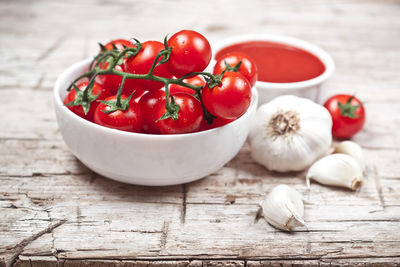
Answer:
96 63 127 95
138 90 166 134
104 39 133 51
96 39 135 94
169 75 205 95
200 117 234 131
166 30 212 77
63 81 110 121
155 93 204 134
93 95 143 132
124 41 172 91
213 52 258 87
323 94 366 139
132 89 147 103
202 72 252 120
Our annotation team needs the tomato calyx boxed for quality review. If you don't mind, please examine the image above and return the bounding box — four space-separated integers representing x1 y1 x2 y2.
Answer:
157 96 181 121
97 75 135 114
223 60 242 74
202 61 242 90
64 77 100 115
98 92 135 114
91 39 143 72
158 35 172 66
338 96 361 118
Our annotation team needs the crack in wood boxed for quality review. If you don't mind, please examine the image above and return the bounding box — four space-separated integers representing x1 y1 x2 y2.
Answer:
160 221 169 251
7 219 67 267
32 74 45 91
181 184 187 224
20 255 400 262
370 164 386 210
35 35 66 62
108 230 163 234
76 204 82 229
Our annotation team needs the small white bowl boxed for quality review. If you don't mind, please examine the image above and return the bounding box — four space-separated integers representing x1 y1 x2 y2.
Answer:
54 59 258 186
212 34 335 104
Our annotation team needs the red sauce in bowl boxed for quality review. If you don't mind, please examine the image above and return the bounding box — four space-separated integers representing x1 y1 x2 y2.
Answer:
215 41 325 83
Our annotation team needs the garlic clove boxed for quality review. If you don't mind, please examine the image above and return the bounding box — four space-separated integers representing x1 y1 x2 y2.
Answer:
306 153 363 190
333 140 365 171
261 184 306 231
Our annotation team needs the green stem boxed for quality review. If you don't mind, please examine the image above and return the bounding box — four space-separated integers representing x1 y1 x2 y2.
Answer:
82 74 97 102
177 72 216 82
67 70 93 91
164 82 172 111
197 90 216 124
116 75 127 107
147 49 169 75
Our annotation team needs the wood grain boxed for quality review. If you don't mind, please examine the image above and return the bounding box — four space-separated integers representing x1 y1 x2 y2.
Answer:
1 0 400 266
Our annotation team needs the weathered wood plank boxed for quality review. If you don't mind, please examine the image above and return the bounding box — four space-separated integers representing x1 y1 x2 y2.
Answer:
1 0 400 265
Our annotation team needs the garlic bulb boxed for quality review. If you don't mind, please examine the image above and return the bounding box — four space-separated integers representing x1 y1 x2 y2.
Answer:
306 153 363 190
261 184 305 231
249 95 332 172
333 141 365 171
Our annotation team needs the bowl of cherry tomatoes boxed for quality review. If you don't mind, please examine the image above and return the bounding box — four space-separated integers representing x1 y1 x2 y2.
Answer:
53 30 258 186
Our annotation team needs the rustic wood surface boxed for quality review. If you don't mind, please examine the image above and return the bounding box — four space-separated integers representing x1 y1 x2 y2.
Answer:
1 0 400 266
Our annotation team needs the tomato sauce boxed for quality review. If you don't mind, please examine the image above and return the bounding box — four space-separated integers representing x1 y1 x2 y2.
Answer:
215 41 325 83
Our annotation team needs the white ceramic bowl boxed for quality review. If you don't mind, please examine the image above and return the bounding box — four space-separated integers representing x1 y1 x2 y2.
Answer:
54 59 258 186
212 34 335 104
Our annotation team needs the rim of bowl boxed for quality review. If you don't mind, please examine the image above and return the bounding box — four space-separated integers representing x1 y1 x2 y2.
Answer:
212 33 335 90
54 58 259 140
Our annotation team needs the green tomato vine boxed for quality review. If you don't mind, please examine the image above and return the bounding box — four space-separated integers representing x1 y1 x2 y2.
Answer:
65 36 227 123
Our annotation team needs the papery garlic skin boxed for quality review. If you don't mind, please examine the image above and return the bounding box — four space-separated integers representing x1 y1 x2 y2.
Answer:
249 95 332 172
333 141 365 171
307 153 363 190
261 184 305 231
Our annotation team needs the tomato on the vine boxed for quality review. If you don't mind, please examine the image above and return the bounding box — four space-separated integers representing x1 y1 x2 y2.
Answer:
169 75 205 95
202 71 252 120
213 52 258 87
63 81 110 121
96 63 125 95
103 39 134 51
155 93 204 134
323 94 366 139
96 39 135 95
138 90 166 134
124 41 172 91
166 30 212 77
93 95 143 132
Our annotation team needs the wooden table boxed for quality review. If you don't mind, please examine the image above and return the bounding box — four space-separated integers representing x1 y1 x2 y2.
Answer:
1 0 399 266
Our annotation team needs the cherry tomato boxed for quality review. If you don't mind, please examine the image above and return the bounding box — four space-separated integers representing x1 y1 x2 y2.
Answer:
323 94 366 139
63 81 110 121
96 63 126 95
93 95 143 132
213 52 258 87
96 39 135 94
155 93 204 134
138 90 166 134
104 39 133 51
132 89 147 103
202 72 252 120
169 75 205 95
124 41 172 91
166 30 212 77
200 117 234 131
